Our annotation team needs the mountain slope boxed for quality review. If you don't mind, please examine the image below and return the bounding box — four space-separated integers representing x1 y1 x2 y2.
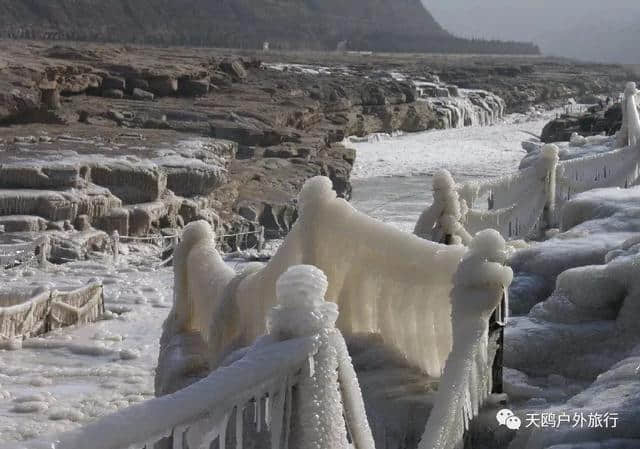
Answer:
0 0 540 54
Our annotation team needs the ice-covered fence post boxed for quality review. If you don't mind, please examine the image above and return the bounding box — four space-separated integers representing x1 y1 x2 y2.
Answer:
111 230 120 264
171 234 179 255
268 265 374 449
418 230 513 449
540 144 559 233
38 236 50 268
414 169 472 245
257 225 265 251
617 82 640 148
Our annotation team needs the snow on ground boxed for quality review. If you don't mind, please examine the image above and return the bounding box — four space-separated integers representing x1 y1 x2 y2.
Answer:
349 110 557 232
348 110 554 180
0 246 173 443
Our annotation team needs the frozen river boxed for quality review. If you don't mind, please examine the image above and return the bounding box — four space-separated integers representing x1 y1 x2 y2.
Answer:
349 111 557 231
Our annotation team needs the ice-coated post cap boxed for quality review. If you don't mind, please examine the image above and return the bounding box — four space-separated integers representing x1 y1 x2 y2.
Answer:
298 176 336 215
432 169 456 191
625 81 637 95
268 264 338 339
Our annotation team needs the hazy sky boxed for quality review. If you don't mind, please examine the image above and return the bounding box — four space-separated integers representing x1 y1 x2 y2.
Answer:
424 0 640 63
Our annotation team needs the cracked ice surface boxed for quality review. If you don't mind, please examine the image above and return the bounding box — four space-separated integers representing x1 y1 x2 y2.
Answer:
0 246 173 443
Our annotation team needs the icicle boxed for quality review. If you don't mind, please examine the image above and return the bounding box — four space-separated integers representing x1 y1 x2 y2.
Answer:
235 405 243 449
256 396 262 433
172 426 185 449
283 379 293 449
269 380 287 449
265 393 271 430
219 413 230 449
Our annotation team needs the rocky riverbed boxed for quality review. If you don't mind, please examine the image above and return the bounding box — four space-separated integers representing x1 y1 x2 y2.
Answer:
0 41 630 257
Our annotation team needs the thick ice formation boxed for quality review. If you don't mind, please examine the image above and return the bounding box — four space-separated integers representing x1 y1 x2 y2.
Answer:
555 141 640 214
509 186 640 308
462 144 558 239
159 176 467 396
419 230 512 449
414 169 471 244
270 265 374 449
616 81 640 148
37 336 319 449
507 252 640 447
0 248 173 444
502 179 640 447
416 146 559 243
267 265 337 339
22 264 373 449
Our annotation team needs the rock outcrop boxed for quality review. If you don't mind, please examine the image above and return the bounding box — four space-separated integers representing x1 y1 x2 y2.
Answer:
0 42 629 255
0 131 235 241
541 103 623 143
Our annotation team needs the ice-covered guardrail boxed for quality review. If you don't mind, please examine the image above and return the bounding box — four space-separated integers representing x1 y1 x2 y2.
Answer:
417 81 640 243
555 143 640 206
24 337 318 449
617 81 640 148
416 144 558 242
18 177 515 449
419 230 512 449
23 237 511 449
0 282 104 342
22 265 375 449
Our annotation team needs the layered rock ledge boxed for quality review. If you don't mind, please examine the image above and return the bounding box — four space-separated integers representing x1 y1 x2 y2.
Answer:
0 42 629 255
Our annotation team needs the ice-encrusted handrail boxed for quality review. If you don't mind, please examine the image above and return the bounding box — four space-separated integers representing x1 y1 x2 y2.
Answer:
414 169 472 245
616 81 640 148
25 265 373 449
1 282 104 344
168 176 466 379
269 265 375 449
22 337 317 449
419 230 513 449
416 81 640 244
416 145 559 242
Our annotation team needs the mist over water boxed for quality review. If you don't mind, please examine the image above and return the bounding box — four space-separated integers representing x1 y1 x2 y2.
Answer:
425 0 640 63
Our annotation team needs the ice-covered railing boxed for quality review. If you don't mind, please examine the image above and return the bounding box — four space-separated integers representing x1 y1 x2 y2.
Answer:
415 82 640 243
0 282 104 342
156 176 513 448
110 231 179 266
555 142 640 206
166 176 466 380
23 265 374 449
552 82 640 212
415 145 559 242
418 230 512 449
616 81 640 148
109 226 266 267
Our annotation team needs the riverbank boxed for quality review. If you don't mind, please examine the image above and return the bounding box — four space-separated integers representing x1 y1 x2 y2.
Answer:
0 41 629 257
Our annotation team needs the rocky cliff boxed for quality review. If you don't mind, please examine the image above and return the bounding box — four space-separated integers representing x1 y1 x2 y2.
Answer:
0 0 539 54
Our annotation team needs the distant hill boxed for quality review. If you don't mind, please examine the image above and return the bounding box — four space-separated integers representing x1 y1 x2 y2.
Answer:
0 0 540 54
426 0 638 63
